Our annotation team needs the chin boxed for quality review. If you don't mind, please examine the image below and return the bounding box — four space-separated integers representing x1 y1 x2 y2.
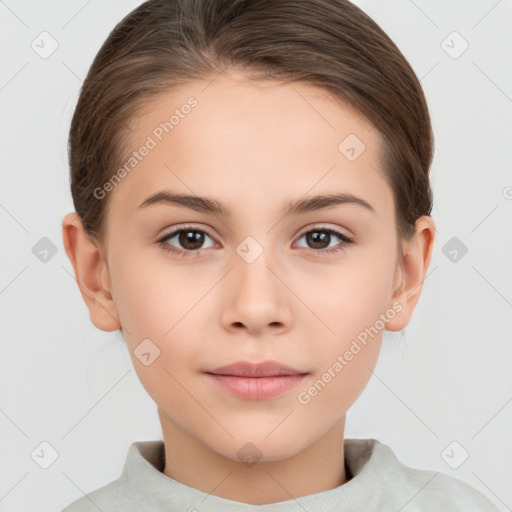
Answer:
209 429 315 466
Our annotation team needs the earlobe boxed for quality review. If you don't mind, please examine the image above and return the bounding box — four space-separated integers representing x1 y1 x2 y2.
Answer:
61 212 121 332
385 216 436 332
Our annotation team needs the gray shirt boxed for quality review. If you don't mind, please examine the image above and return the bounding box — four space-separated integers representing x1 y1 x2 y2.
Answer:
61 438 499 511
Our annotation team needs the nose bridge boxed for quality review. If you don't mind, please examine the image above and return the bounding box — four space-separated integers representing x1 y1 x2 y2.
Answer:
220 234 292 334
235 234 280 303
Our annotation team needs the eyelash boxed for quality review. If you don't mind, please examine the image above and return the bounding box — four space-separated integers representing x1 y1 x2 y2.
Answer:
157 225 353 258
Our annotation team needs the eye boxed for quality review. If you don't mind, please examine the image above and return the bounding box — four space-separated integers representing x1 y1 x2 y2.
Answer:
157 226 217 257
295 227 353 255
156 225 353 258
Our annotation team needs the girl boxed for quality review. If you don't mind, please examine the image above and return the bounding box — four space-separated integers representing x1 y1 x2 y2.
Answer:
61 0 499 510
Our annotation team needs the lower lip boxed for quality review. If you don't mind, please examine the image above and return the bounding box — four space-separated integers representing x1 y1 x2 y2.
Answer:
205 373 307 400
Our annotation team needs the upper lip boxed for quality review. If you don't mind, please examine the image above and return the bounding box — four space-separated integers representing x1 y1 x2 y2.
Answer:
206 360 307 377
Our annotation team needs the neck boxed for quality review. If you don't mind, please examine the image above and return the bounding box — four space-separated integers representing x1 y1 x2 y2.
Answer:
158 410 347 505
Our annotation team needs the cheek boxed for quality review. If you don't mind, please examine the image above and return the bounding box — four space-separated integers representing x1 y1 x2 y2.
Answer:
300 249 396 345
110 250 209 341
296 339 382 429
108 254 211 395
296 277 388 418
293 243 395 405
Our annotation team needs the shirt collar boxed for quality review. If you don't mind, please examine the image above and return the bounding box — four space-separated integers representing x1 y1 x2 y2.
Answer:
122 438 384 511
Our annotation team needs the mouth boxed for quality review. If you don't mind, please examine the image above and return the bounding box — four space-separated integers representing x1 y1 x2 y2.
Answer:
204 360 308 400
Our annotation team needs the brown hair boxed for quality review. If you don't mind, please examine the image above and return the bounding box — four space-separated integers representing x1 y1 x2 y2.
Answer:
68 0 433 247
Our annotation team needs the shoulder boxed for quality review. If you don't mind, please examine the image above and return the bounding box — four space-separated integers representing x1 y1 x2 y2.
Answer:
414 470 499 511
61 479 135 512
60 440 164 512
393 459 499 511
345 438 500 511
61 481 122 511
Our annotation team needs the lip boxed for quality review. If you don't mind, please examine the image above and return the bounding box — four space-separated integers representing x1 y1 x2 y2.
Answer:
206 360 306 377
205 360 308 400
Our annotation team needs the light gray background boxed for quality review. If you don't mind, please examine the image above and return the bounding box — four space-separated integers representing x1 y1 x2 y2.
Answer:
1 1 511 511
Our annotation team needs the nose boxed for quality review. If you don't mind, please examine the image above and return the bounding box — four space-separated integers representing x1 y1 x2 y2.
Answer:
219 244 293 337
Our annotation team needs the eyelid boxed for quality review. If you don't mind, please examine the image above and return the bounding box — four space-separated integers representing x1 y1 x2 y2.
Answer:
157 223 216 241
296 223 353 241
156 223 354 257
157 223 352 242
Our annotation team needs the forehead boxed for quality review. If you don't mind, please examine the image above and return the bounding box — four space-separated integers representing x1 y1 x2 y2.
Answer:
106 72 393 224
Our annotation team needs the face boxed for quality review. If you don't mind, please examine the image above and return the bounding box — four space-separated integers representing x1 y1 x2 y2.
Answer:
97 70 403 463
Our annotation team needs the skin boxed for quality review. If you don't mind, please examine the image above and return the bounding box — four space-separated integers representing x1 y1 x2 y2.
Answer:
62 69 435 505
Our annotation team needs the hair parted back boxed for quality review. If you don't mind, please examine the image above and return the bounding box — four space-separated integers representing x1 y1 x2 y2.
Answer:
68 0 433 246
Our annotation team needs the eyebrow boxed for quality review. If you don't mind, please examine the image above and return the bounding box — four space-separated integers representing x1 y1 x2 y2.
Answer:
136 190 376 217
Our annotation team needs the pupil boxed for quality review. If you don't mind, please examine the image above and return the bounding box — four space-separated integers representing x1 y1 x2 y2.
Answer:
180 230 204 250
308 231 329 249
176 230 332 251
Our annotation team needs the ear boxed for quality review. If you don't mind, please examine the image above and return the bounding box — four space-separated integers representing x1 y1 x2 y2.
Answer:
385 215 436 331
61 212 121 332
